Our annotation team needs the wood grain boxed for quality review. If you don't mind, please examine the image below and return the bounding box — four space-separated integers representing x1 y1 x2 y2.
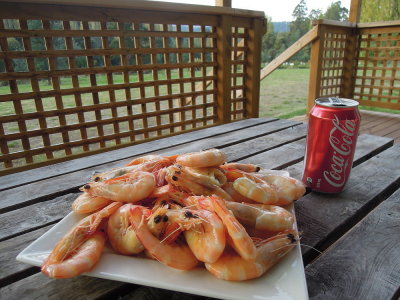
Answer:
0 193 78 241
295 143 400 262
0 225 52 286
306 188 400 299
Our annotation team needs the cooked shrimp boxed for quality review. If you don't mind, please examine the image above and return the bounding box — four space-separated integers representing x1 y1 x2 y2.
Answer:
165 165 232 201
83 171 156 203
165 165 215 195
220 163 261 173
125 154 165 166
107 204 150 255
176 149 226 167
72 192 113 214
42 232 105 279
91 165 142 182
233 177 279 205
211 195 256 261
42 202 122 278
255 173 306 205
183 166 227 187
129 206 199 270
225 202 294 232
184 209 226 263
222 182 256 203
205 230 298 281
148 206 203 243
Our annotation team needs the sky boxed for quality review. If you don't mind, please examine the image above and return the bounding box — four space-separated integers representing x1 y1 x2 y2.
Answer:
152 0 351 22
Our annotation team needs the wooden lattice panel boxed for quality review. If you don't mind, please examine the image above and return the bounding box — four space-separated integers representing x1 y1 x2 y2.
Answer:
0 2 263 171
320 29 349 97
230 26 247 120
354 27 400 109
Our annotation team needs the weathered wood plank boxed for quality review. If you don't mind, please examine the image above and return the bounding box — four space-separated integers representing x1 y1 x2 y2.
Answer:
295 143 400 263
0 272 127 300
0 193 78 242
0 119 301 213
238 139 307 170
285 134 394 180
0 225 52 287
222 124 306 162
306 188 400 300
0 118 274 191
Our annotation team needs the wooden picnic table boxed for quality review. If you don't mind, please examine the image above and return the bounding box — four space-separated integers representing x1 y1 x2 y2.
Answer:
1 118 399 299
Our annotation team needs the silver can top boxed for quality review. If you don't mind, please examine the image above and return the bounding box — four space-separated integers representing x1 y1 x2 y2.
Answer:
315 97 359 108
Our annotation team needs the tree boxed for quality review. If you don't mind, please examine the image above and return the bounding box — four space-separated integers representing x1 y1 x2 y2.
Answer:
360 0 400 22
289 0 310 63
323 1 349 21
309 9 323 21
261 17 278 64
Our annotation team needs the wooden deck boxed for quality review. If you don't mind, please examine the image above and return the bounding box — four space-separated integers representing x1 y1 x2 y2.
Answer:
291 110 400 144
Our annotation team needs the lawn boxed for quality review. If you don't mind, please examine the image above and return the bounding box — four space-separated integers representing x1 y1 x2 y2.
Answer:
259 68 309 118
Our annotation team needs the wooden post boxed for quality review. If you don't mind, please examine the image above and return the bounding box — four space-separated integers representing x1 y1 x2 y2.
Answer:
216 15 232 124
245 18 263 118
340 27 358 99
215 0 231 7
349 0 362 23
307 23 325 113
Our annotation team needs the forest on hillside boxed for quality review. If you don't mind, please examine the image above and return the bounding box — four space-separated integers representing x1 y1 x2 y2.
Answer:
262 0 400 65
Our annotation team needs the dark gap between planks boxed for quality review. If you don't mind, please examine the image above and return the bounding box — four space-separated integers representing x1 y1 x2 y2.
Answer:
303 177 400 266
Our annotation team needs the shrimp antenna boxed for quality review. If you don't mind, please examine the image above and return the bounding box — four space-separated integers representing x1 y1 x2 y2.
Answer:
299 243 322 254
160 226 182 244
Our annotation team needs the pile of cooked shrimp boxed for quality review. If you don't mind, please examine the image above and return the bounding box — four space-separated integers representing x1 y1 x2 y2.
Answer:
41 149 306 281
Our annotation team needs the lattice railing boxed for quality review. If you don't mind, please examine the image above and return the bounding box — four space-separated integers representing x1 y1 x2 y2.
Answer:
307 20 400 112
354 25 400 109
0 0 264 172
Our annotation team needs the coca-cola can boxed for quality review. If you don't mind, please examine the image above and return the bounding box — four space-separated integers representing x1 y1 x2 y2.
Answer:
302 97 361 193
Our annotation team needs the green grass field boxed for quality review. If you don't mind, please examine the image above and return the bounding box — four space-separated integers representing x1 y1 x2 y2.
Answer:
259 68 309 118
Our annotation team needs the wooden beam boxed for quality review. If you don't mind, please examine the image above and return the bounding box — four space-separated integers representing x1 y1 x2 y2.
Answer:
349 0 362 23
216 15 232 123
307 24 325 113
244 18 263 118
0 0 264 18
260 25 319 81
215 0 231 7
340 27 358 99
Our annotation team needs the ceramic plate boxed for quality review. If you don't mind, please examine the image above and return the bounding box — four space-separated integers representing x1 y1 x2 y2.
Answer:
17 204 308 300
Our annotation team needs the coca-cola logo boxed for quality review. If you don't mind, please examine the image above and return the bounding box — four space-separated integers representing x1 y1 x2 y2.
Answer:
323 114 357 188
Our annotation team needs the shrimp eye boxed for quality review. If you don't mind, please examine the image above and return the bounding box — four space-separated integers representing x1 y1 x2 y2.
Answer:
160 200 167 207
172 176 178 181
172 200 182 207
94 177 101 182
163 215 169 222
184 211 194 218
255 166 261 172
154 215 162 223
287 233 296 243
84 184 91 189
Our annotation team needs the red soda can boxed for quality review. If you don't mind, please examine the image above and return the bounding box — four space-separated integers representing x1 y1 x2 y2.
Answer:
302 97 361 193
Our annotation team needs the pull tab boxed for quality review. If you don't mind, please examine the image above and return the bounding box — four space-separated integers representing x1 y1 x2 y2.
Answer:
329 97 345 106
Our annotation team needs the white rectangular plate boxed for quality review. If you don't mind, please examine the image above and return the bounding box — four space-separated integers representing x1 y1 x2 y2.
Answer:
17 204 308 300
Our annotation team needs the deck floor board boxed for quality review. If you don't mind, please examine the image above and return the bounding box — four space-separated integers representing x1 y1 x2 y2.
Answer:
291 110 400 144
